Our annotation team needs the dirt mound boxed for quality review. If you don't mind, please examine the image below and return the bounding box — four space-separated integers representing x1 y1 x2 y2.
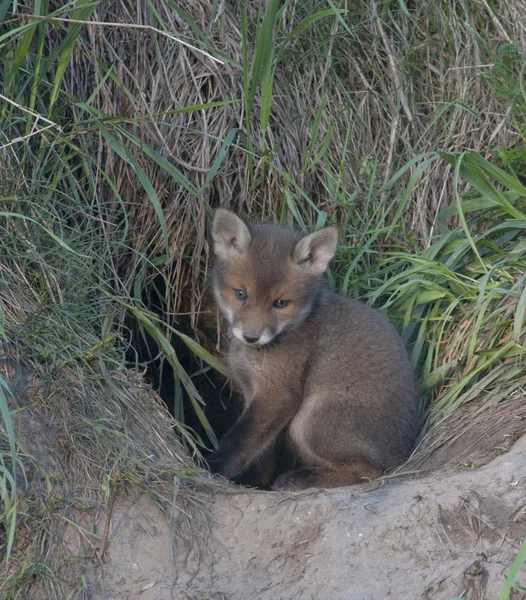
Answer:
91 436 526 600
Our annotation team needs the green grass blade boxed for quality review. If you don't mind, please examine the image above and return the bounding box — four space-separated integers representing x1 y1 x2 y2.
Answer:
468 153 526 197
0 0 12 22
48 0 98 111
110 120 200 198
247 0 279 116
304 93 327 170
309 126 333 170
0 212 91 258
0 379 16 488
438 193 520 219
204 127 238 188
162 0 236 67
452 153 487 271
127 306 218 447
170 329 229 379
0 378 17 566
94 125 170 255
513 277 526 342
4 1 40 93
387 157 436 237
255 0 280 147
498 535 526 600
275 9 344 62
438 152 526 219
378 152 437 195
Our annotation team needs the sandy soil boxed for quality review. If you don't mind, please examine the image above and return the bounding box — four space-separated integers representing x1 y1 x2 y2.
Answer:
89 436 526 600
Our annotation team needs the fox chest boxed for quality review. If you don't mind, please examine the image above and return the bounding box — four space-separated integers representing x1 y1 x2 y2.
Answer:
227 343 304 404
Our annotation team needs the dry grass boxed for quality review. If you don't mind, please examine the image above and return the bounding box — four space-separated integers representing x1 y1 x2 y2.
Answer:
58 0 526 317
0 259 212 597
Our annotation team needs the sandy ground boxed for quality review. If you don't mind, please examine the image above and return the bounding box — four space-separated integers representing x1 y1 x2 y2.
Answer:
89 436 526 600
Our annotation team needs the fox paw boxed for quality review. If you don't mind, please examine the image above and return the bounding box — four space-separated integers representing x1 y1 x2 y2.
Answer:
205 451 228 477
273 469 314 491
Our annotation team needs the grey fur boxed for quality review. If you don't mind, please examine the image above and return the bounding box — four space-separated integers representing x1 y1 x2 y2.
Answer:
208 210 420 490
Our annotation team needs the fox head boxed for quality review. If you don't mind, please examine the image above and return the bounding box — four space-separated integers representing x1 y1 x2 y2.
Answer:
212 209 338 347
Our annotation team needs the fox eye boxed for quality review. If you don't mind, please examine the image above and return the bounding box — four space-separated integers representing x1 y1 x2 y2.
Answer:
234 289 247 301
273 299 289 309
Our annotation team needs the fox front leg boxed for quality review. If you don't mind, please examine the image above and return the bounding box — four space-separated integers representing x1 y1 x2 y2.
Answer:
207 399 294 481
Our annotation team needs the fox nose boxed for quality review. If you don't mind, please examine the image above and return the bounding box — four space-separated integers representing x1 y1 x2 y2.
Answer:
243 330 260 343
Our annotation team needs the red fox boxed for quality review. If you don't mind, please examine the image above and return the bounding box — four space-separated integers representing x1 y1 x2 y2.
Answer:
207 209 420 490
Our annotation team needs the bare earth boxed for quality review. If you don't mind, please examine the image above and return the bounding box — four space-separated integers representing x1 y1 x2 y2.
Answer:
90 436 526 600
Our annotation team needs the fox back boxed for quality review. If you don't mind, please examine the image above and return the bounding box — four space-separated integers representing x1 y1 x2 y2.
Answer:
209 209 420 490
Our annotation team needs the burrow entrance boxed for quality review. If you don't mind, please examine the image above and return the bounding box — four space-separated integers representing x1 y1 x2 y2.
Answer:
128 273 239 453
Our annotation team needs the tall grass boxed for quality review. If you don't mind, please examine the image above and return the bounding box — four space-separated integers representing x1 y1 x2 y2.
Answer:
352 150 526 449
0 2 225 436
1 0 526 595
1 0 524 481
0 377 18 569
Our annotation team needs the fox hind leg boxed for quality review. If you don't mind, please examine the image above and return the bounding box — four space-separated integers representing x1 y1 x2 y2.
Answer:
272 458 380 490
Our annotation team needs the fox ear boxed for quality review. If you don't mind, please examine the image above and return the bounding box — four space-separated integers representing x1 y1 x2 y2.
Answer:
293 227 338 275
212 209 251 260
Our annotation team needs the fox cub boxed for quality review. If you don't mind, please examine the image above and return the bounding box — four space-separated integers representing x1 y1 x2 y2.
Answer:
207 209 420 490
